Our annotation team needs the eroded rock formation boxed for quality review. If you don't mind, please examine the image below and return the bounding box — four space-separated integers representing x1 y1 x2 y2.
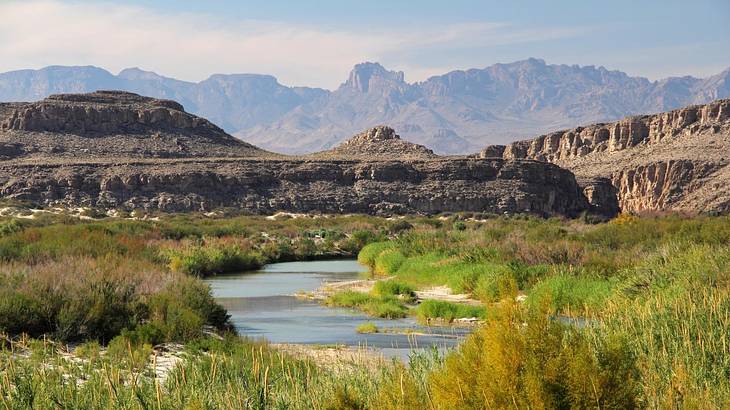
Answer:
0 158 590 216
316 125 436 159
481 99 730 214
0 91 598 217
0 91 266 159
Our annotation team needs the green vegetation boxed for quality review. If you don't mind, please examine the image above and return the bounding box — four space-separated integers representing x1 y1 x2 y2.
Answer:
414 300 486 322
371 279 416 302
2 212 730 407
0 214 389 343
355 322 379 333
354 213 730 407
325 291 409 319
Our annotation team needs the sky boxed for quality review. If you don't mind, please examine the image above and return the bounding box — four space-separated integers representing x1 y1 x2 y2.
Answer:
1 0 729 89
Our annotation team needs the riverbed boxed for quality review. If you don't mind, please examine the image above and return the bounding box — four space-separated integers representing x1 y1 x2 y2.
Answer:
205 260 468 360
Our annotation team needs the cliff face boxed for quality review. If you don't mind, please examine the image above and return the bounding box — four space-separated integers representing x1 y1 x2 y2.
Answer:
0 91 266 159
0 158 590 217
0 91 598 217
481 100 730 214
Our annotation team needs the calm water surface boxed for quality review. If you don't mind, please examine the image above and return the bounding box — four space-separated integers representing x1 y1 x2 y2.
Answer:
205 260 467 358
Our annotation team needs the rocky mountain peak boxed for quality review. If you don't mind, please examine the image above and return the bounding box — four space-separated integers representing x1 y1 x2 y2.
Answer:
348 125 399 142
320 125 436 159
117 67 168 82
343 62 407 93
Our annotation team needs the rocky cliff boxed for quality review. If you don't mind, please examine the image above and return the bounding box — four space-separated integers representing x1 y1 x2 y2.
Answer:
0 91 598 217
316 125 436 159
0 158 589 216
0 91 266 160
481 99 730 214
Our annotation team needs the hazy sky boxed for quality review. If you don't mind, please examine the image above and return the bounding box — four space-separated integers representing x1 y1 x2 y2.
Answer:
2 0 729 89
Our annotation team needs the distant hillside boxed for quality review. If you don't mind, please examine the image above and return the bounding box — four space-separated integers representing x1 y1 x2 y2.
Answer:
1 60 728 154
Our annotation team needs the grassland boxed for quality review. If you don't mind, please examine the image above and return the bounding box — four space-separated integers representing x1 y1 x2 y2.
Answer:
1 212 730 408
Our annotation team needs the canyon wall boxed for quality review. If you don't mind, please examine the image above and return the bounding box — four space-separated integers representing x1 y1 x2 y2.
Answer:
0 158 591 217
0 91 603 217
481 99 730 214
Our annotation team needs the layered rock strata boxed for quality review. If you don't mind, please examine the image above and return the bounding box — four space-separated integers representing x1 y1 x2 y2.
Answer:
0 91 266 159
481 100 730 214
0 91 600 217
0 158 590 216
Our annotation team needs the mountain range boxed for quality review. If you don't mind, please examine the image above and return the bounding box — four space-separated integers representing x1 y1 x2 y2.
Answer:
1 59 728 154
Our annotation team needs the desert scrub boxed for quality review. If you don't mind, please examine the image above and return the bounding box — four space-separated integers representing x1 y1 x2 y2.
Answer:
0 257 230 343
414 300 486 322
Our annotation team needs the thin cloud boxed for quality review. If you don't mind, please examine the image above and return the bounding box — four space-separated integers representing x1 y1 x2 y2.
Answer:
0 0 587 88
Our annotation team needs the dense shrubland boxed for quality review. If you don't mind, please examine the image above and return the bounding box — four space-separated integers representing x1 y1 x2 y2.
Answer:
1 212 730 408
353 214 730 407
0 214 389 343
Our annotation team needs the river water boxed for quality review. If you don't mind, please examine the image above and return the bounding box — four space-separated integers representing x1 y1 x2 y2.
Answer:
204 260 467 359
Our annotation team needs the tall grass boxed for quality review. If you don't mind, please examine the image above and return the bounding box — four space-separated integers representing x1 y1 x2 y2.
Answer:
2 213 730 407
0 335 387 409
414 300 486 322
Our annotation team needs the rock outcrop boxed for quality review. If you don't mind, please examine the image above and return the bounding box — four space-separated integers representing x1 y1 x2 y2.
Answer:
316 126 436 159
0 91 266 159
0 158 590 216
0 91 600 217
481 99 730 214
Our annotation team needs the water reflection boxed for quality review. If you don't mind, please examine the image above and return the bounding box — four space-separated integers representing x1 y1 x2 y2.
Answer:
205 260 468 358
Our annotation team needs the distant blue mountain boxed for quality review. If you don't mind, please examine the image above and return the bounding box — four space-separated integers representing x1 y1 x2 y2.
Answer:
1 59 728 154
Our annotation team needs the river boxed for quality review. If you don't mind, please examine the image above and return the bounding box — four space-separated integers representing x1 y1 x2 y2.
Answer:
204 259 468 359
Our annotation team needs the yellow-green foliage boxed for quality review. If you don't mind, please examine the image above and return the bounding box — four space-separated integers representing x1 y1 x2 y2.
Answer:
601 244 730 407
163 242 264 276
430 303 639 409
325 291 409 319
355 322 378 334
414 300 486 322
373 249 406 276
357 241 396 269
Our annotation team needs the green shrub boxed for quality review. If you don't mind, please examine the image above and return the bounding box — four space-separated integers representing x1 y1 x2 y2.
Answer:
372 280 416 302
355 322 378 334
325 291 372 308
430 303 639 409
0 219 23 236
373 250 405 276
56 278 141 343
326 291 409 319
526 273 614 316
414 300 486 322
0 290 48 336
165 245 264 276
363 297 408 319
357 241 396 269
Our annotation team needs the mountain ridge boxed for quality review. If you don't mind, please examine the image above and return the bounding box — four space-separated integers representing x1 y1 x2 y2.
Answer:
1 60 728 154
